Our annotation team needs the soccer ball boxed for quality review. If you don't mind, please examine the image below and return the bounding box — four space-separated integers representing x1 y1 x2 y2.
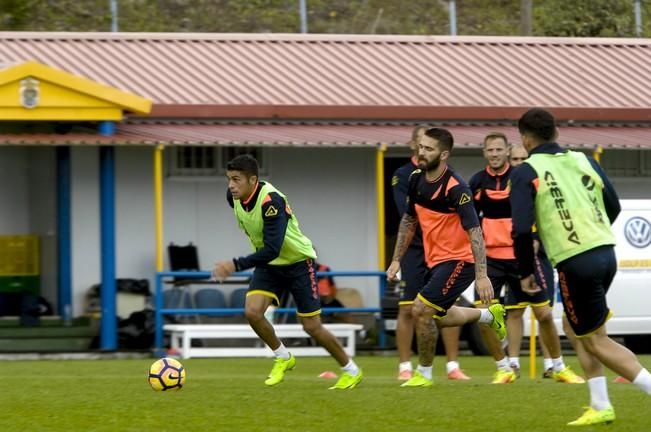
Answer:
148 357 186 391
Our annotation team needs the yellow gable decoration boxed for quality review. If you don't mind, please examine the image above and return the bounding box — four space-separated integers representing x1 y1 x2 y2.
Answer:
0 61 151 121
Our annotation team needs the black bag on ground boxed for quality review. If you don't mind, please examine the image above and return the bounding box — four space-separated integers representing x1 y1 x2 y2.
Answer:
90 278 151 296
117 309 155 349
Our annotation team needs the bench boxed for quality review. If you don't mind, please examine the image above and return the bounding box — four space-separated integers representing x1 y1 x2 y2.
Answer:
164 323 364 359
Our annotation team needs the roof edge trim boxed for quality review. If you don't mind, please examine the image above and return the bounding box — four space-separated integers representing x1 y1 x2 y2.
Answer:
1 32 649 46
145 104 651 122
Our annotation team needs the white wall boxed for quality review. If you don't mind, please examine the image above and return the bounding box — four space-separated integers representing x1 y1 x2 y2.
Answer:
67 146 381 315
265 148 379 301
115 147 156 281
161 147 380 307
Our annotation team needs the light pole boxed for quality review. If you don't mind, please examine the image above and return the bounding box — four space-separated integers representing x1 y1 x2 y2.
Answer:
299 0 308 33
449 1 457 35
521 0 532 36
110 0 118 32
635 0 643 37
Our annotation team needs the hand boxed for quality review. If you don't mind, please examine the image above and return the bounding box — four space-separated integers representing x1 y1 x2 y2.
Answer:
386 260 401 282
212 260 235 282
520 274 541 295
474 276 494 305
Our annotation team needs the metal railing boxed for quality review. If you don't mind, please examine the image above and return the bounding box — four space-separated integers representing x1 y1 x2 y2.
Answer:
154 270 387 353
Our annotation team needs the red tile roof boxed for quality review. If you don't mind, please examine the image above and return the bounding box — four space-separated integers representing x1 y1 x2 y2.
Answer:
1 33 650 121
1 122 649 149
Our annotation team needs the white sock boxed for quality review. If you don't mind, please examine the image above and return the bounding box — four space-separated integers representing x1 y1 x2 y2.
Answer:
342 359 360 376
496 357 511 371
552 356 566 372
509 357 520 369
543 358 553 371
399 361 413 373
272 343 291 360
417 364 433 380
446 361 460 374
478 309 493 324
632 368 651 395
588 376 612 410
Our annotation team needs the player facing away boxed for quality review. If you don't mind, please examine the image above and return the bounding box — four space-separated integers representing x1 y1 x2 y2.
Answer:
386 127 507 387
468 132 583 385
212 154 362 389
511 108 651 425
391 125 470 381
509 143 590 380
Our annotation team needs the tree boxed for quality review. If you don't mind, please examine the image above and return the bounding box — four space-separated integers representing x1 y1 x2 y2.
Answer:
456 0 521 36
0 0 35 29
0 0 647 38
534 0 634 37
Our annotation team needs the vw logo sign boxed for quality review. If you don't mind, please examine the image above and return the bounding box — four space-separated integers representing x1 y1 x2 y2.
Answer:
624 217 651 248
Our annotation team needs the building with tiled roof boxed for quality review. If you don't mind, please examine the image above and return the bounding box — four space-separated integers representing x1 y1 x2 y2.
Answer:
1 32 649 349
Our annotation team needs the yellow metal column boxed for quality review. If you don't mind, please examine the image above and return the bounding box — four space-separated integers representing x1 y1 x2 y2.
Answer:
154 144 165 272
529 314 536 379
376 144 387 270
593 145 603 164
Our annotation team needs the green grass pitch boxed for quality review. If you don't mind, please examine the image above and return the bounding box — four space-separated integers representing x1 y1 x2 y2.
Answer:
0 355 649 431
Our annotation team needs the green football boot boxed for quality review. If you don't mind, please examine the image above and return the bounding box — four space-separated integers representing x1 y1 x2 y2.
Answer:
400 370 433 387
488 303 507 341
264 354 296 386
567 406 615 426
329 369 363 389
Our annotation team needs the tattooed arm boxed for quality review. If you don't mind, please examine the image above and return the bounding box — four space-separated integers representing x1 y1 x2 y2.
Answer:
467 226 494 304
386 213 418 281
393 213 418 262
467 226 488 279
454 182 493 305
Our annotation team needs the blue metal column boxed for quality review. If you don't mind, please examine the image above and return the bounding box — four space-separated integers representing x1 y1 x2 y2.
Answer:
98 121 116 136
56 147 72 325
100 146 117 350
154 273 164 356
378 276 386 347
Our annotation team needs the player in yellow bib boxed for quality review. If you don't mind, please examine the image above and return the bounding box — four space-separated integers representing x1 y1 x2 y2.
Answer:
212 155 362 389
512 108 651 426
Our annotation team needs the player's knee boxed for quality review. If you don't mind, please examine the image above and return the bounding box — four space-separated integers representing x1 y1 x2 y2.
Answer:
580 328 608 353
244 305 265 323
580 335 599 354
411 301 428 319
298 316 320 334
398 304 414 320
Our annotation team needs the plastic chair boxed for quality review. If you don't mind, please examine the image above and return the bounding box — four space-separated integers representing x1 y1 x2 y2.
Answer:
230 288 248 309
163 289 192 308
194 288 227 319
163 289 194 323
